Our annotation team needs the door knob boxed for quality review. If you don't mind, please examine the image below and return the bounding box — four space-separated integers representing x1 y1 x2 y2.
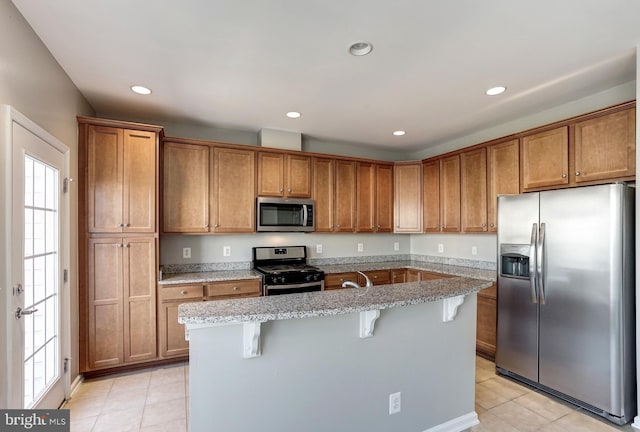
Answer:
15 307 38 320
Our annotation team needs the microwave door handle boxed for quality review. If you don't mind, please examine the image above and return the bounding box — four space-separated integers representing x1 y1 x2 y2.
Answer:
302 204 308 227
529 223 538 304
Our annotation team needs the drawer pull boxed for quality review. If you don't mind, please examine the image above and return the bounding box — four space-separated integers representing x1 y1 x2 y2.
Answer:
233 287 239 291
180 290 188 295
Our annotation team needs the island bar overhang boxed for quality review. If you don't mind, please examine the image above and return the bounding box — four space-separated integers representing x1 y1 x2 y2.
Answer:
181 277 491 432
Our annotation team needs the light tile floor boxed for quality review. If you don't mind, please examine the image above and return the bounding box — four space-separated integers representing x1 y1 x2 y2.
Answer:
65 358 634 432
473 356 634 432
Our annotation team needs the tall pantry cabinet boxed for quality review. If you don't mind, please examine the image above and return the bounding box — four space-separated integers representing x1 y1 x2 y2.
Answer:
78 117 162 372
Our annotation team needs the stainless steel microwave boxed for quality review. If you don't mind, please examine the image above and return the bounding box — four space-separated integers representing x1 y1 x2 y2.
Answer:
256 197 315 232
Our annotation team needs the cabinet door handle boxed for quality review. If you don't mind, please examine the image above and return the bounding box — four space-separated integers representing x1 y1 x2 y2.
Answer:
490 223 495 227
575 171 581 176
124 223 130 227
117 243 124 248
279 188 284 193
482 223 486 227
125 243 130 248
562 173 567 178
205 224 209 228
288 188 292 193
180 290 188 295
336 224 340 228
233 287 239 291
119 223 125 227
214 224 219 228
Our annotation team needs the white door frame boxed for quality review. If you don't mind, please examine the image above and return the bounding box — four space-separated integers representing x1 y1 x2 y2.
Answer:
0 105 71 408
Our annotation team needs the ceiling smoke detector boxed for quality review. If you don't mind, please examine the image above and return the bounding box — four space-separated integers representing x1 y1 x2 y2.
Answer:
349 42 373 56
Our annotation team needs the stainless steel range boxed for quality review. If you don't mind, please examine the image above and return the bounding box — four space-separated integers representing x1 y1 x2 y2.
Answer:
253 246 325 296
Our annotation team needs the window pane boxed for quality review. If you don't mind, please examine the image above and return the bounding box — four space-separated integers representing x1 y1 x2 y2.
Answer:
24 157 33 207
24 311 34 359
33 209 45 256
45 296 56 341
45 166 56 210
45 254 57 298
24 357 33 408
33 256 45 305
45 210 56 254
33 160 45 208
24 258 33 308
24 208 33 258
45 339 57 385
33 348 45 402
33 308 45 352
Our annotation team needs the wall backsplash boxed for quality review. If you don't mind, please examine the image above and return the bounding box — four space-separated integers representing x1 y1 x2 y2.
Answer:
160 232 498 270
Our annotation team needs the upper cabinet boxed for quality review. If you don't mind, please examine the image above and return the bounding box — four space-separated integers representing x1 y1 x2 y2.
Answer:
356 163 393 233
163 142 210 233
85 125 158 233
312 157 335 232
520 126 569 191
162 139 256 234
487 139 520 232
423 155 460 233
211 147 256 233
257 152 312 198
394 162 423 233
460 148 487 232
573 107 635 183
334 160 357 232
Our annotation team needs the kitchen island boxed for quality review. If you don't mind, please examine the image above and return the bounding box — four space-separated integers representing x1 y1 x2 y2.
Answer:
180 276 492 432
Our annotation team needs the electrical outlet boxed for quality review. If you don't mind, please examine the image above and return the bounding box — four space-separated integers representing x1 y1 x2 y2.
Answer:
393 242 400 251
389 392 401 415
471 246 478 255
223 246 231 257
437 243 444 253
357 243 364 252
182 247 191 259
316 244 323 254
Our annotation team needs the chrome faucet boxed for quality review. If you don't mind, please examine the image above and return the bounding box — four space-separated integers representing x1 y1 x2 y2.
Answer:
341 271 373 289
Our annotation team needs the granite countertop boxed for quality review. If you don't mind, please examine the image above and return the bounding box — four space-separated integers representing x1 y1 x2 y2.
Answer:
320 260 496 282
158 269 262 285
178 276 492 325
159 260 496 286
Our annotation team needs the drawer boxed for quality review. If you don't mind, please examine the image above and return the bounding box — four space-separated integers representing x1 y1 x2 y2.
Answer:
361 270 391 285
160 284 204 302
325 272 358 289
206 279 262 298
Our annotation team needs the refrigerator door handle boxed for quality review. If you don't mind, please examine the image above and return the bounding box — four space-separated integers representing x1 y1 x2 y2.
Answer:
537 222 546 304
529 223 538 304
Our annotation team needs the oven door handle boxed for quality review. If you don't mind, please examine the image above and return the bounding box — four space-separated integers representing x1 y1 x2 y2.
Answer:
264 280 324 293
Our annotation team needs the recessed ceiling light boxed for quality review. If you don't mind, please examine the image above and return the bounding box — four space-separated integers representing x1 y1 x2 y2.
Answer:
485 86 506 96
286 111 301 119
393 130 406 136
131 85 152 95
349 41 373 56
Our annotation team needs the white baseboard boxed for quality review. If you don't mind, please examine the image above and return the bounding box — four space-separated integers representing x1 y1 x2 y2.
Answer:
423 412 479 432
631 415 640 430
69 375 83 398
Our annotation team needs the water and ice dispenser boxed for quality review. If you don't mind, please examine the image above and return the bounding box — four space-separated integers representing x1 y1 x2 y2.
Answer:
499 244 531 279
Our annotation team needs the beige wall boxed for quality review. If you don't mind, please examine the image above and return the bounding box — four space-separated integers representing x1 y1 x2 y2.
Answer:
0 0 94 396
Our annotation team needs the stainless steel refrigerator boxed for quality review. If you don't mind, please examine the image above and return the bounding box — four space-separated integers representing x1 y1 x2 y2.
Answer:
496 183 636 425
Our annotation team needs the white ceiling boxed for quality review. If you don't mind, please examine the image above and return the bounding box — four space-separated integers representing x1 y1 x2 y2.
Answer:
12 0 640 152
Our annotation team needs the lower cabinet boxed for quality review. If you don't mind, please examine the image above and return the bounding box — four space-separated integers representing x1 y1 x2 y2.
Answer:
158 284 204 358
476 284 497 360
358 270 391 286
325 272 358 290
158 279 262 359
86 237 157 371
390 269 406 284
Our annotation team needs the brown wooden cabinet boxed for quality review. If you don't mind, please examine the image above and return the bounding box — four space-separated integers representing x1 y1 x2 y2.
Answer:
476 284 497 360
394 162 423 233
87 125 158 233
163 139 256 233
423 155 460 232
87 237 157 370
520 126 569 191
487 139 520 232
257 152 311 198
460 148 487 232
334 160 357 232
158 284 204 358
358 270 391 286
312 157 335 232
406 269 422 282
574 107 635 183
420 271 451 281
390 269 406 284
324 272 358 290
205 279 262 299
356 163 394 233
211 147 256 233
162 141 210 233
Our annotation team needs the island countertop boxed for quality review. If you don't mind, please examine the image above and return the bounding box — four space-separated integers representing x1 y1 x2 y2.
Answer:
178 276 492 325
